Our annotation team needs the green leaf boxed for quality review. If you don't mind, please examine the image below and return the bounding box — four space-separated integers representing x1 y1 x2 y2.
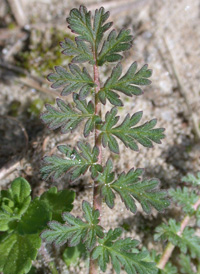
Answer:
41 201 104 251
182 172 200 186
0 233 41 274
148 250 177 274
17 198 51 234
98 62 152 106
155 219 200 258
169 187 198 215
97 29 133 66
41 142 102 181
67 5 112 50
47 64 95 99
100 108 165 153
159 263 177 274
0 178 31 231
40 187 75 222
0 178 75 274
179 254 196 274
97 160 169 213
92 228 157 274
41 94 101 137
63 242 88 267
60 38 94 64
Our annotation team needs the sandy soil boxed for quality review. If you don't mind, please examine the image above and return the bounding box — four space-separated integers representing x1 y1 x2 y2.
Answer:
0 0 199 273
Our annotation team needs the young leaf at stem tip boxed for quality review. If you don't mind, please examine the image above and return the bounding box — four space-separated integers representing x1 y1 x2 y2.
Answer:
40 93 101 137
40 142 102 181
92 228 158 274
41 201 104 251
99 108 165 154
98 62 152 106
66 5 113 52
97 159 169 213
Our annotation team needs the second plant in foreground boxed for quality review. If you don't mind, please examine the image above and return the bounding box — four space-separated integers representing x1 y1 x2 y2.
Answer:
41 5 169 274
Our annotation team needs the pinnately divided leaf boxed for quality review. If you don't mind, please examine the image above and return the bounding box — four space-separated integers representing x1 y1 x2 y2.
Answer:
41 142 102 181
181 172 200 186
41 201 104 251
97 29 133 66
47 64 95 99
60 38 94 64
100 108 165 153
92 228 157 274
169 187 199 215
97 160 169 213
98 62 152 106
40 94 101 137
155 219 200 258
67 5 112 50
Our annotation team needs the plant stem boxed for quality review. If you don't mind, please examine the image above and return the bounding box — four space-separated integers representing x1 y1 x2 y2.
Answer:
93 62 102 213
89 56 102 274
157 198 200 269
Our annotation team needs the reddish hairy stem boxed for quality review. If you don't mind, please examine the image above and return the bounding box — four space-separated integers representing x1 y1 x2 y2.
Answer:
93 63 102 213
89 58 102 274
157 197 200 269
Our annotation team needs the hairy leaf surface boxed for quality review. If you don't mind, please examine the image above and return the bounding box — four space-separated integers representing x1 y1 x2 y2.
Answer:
41 142 102 181
155 219 200 258
47 64 95 98
67 5 112 50
41 201 104 250
0 233 41 274
97 160 169 213
41 94 101 137
98 62 152 106
179 254 196 274
92 228 157 274
169 187 198 215
182 172 200 186
100 108 165 153
0 178 31 231
60 38 94 64
97 29 133 65
0 178 75 274
40 187 75 222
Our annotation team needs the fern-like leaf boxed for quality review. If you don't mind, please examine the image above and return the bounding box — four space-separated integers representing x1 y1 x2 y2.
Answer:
179 254 196 274
155 219 200 258
47 64 95 99
41 201 104 251
182 172 200 186
98 62 152 106
97 29 133 66
60 38 94 64
169 187 198 215
41 142 102 181
100 108 165 153
40 94 101 137
97 160 169 213
92 228 157 274
67 5 112 50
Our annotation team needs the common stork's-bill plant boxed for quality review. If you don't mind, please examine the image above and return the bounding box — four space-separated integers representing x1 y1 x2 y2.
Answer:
41 6 169 274
39 5 171 274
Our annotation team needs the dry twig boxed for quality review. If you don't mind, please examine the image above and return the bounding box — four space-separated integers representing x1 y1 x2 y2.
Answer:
7 0 27 27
